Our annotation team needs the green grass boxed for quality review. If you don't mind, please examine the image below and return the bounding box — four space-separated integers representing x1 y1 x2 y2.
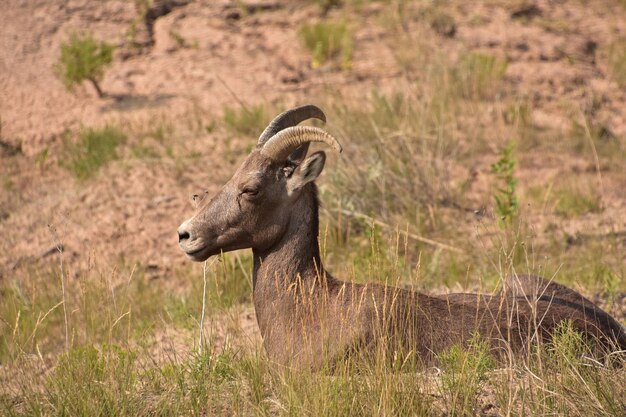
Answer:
1 346 246 416
60 125 126 180
298 21 353 69
554 186 602 218
129 122 175 159
326 92 459 228
223 104 271 138
166 252 253 328
493 322 626 416
438 333 495 415
2 216 625 416
569 117 626 162
0 262 166 363
3 314 623 416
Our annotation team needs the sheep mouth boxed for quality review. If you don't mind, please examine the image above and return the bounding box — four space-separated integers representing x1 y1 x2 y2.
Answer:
184 245 213 262
180 241 215 262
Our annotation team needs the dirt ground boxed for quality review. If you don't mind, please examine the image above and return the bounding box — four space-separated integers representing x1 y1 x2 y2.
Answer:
1 0 626 300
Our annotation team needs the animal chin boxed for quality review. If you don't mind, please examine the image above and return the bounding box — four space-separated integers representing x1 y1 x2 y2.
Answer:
184 245 214 262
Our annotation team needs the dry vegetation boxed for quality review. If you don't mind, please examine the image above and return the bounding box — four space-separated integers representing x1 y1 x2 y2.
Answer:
1 0 626 415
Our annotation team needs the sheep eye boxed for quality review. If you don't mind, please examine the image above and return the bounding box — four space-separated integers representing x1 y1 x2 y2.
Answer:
243 188 259 196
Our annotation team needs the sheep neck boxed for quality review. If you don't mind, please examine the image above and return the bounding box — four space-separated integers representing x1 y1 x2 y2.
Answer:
252 183 325 292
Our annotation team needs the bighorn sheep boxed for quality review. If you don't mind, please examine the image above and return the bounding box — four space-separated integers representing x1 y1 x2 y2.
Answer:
178 105 626 370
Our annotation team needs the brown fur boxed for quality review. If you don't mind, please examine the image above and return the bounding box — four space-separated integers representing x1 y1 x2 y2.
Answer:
177 111 626 370
250 187 625 369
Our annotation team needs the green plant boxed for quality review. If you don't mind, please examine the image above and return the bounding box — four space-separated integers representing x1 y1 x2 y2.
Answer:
56 33 115 98
548 320 591 369
298 21 353 69
491 141 518 225
60 126 126 180
438 333 495 415
166 252 252 329
48 345 138 416
601 267 619 307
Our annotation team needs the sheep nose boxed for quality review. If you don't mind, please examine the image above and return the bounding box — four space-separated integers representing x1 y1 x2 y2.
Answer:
177 224 192 243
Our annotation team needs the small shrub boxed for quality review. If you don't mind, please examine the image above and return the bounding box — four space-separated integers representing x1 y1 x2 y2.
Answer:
491 141 518 225
56 33 115 98
298 21 353 69
61 126 126 180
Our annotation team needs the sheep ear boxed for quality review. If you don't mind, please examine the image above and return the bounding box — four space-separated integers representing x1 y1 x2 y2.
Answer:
287 143 310 165
288 151 326 193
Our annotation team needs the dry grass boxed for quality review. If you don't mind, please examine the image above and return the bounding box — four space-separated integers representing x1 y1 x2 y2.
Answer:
2 1 626 415
2 228 625 416
3 87 626 417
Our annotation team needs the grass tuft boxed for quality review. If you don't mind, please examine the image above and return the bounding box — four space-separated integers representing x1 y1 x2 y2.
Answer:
223 104 271 138
454 52 508 99
554 186 602 218
298 21 353 69
60 126 127 180
438 333 495 415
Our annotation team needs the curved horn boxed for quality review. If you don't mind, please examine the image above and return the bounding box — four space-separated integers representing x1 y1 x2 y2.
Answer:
257 105 326 146
260 126 342 161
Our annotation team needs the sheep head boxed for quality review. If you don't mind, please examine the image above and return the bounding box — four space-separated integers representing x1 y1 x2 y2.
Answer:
177 105 341 261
